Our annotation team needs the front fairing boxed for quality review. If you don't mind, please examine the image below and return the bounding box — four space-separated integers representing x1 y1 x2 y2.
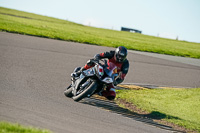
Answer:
73 67 95 91
82 67 95 77
72 68 95 96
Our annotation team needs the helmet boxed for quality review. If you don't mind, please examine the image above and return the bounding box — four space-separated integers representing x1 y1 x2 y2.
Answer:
114 46 127 63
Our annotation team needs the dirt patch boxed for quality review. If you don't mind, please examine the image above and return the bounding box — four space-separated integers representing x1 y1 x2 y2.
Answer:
117 84 148 90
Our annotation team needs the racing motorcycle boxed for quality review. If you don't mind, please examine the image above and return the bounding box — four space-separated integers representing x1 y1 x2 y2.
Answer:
64 59 118 102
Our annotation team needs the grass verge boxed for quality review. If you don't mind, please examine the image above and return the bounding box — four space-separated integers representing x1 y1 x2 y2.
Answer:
0 7 200 58
116 85 200 132
0 121 51 133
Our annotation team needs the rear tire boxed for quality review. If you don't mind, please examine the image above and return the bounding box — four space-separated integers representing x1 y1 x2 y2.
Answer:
64 84 73 98
72 80 97 102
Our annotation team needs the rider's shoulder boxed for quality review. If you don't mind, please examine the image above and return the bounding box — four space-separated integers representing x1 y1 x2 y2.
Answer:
104 50 115 57
123 59 129 66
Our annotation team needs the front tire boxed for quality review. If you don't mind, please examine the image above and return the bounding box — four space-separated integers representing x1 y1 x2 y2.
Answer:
72 80 97 102
64 84 73 98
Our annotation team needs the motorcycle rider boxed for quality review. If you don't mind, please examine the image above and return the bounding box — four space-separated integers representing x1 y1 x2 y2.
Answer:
72 46 129 100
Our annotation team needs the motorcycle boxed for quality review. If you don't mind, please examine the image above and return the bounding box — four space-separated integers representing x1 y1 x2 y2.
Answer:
64 59 118 102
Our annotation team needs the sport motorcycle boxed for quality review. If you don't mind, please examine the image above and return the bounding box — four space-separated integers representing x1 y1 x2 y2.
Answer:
64 59 118 102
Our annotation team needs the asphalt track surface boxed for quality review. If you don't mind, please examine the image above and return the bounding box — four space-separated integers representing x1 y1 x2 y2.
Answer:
0 32 200 133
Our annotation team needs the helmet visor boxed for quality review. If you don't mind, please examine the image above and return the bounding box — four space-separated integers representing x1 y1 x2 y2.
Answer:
116 53 126 62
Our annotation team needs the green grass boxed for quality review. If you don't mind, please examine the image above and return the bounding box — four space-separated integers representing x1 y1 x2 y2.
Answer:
0 7 200 58
0 121 51 133
116 88 200 132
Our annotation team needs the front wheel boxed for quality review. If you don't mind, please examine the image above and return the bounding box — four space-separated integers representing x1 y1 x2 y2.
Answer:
64 84 73 98
72 80 97 102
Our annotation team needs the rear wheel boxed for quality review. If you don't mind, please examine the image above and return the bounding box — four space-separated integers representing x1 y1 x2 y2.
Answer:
72 80 97 102
64 84 73 98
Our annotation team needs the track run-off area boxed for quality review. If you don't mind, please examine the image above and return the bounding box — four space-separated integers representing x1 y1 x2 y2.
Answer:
0 32 200 133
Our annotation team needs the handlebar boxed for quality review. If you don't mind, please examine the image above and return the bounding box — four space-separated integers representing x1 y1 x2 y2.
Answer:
90 59 108 67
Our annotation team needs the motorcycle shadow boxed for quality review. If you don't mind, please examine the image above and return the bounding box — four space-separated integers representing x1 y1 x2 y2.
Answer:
80 95 183 133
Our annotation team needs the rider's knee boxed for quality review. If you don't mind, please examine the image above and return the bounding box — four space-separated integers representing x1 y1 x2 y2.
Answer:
102 88 116 100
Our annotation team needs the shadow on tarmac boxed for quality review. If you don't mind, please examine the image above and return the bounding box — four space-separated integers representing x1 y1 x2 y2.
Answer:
80 96 184 133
